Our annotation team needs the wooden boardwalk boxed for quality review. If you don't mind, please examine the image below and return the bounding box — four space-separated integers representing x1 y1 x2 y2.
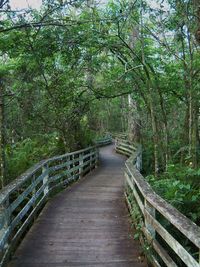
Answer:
8 145 147 267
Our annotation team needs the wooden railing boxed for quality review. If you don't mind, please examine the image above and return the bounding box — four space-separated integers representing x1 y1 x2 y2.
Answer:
115 137 137 157
94 135 112 147
0 137 111 267
111 132 128 140
115 138 200 267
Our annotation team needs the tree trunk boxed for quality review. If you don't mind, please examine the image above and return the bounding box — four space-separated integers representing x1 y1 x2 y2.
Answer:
157 86 170 170
0 79 6 188
148 90 159 175
194 0 200 43
128 94 141 143
189 95 199 167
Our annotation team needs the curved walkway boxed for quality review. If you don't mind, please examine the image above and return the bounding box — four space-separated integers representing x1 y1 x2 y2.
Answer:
8 145 147 267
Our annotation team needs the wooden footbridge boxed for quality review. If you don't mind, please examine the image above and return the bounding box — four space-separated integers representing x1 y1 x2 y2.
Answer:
0 136 200 267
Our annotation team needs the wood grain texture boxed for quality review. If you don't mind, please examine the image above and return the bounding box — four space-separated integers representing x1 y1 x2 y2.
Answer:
8 145 146 267
116 138 200 267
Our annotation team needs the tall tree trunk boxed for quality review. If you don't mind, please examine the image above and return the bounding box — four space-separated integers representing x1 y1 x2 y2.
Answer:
186 25 198 167
189 96 199 167
140 0 159 174
120 96 127 132
128 94 141 143
147 88 159 175
157 86 170 170
0 79 6 188
194 0 200 43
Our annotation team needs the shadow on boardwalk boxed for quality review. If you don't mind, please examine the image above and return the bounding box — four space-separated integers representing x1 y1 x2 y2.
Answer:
8 145 147 267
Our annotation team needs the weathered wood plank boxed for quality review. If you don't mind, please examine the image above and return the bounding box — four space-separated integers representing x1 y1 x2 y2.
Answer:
143 227 178 267
1 195 46 267
0 146 98 206
145 210 199 267
94 136 112 147
7 145 146 267
0 139 105 267
125 173 144 214
11 184 46 231
126 162 200 249
49 158 97 183
116 138 200 267
10 172 47 214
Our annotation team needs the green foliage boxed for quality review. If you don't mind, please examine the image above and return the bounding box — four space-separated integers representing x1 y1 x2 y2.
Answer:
6 134 60 182
141 142 154 175
146 165 200 224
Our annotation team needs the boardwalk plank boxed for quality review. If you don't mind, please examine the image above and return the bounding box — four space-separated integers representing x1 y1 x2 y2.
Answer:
8 145 147 267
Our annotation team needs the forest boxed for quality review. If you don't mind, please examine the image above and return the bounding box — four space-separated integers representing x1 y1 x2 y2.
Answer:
0 0 200 236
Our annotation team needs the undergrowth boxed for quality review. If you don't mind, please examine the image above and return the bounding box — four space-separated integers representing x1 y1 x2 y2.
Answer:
146 164 200 225
5 133 62 184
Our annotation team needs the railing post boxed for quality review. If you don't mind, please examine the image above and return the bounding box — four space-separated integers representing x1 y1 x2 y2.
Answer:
67 156 71 181
32 174 37 221
42 164 49 196
0 198 10 251
89 150 92 171
145 200 155 240
115 138 118 151
136 153 142 171
95 147 99 168
199 250 200 266
72 154 76 180
79 153 83 178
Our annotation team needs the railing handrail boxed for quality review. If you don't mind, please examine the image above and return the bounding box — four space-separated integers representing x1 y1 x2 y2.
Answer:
0 136 112 267
0 159 47 205
94 135 112 146
0 146 95 205
115 137 200 267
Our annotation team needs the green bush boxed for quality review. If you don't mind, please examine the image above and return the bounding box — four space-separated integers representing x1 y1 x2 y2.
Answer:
6 133 60 183
146 165 200 225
